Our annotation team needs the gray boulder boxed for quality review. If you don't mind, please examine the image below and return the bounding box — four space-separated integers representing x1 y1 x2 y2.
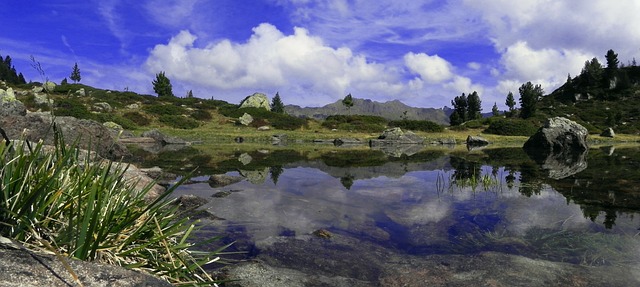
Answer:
370 128 424 146
523 117 589 179
0 246 172 287
44 81 57 93
141 129 187 145
92 102 112 113
209 174 244 188
34 93 53 105
0 113 130 160
600 127 615 138
239 113 254 126
523 117 588 154
240 93 271 110
0 87 16 101
466 135 489 146
75 88 86 97
0 100 27 117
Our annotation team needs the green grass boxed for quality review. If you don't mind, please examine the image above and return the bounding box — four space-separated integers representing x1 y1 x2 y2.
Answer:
0 126 227 285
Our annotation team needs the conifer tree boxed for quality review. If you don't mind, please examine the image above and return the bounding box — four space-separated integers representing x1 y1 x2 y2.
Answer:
449 93 468 125
519 82 544 119
342 93 354 114
467 91 482 120
70 62 81 83
505 91 516 117
152 71 174 98
271 92 285 114
492 102 500 117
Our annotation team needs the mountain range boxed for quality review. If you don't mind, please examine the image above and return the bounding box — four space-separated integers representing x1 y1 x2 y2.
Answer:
285 98 451 125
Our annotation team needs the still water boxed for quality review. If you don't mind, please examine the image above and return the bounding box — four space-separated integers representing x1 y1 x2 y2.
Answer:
167 145 640 285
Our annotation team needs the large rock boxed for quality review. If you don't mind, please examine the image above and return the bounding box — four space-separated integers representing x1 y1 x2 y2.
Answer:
0 246 172 287
0 113 130 160
466 135 489 147
0 99 27 117
523 117 588 154
370 128 424 147
239 113 254 126
92 102 112 113
600 127 615 138
240 93 271 110
141 129 187 145
0 87 16 101
523 117 589 179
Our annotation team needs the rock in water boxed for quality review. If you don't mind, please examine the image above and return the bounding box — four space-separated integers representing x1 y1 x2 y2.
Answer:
523 117 588 153
523 117 589 179
600 127 615 138
466 135 489 147
240 92 271 110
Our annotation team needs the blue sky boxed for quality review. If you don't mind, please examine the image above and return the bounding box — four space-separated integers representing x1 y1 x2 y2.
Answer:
2 1 639 110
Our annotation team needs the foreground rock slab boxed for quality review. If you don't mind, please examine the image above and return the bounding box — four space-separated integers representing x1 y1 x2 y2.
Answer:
0 247 172 287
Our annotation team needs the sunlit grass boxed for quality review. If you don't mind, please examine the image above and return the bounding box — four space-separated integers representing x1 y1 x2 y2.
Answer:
0 128 228 285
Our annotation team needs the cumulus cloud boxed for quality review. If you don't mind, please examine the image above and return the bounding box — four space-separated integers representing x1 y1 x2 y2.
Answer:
404 52 453 84
145 23 407 106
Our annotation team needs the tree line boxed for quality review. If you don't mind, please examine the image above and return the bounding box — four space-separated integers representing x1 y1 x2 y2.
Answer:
0 54 26 85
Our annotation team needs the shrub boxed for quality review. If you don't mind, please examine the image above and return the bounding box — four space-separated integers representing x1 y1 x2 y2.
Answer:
322 115 388 132
144 103 187 116
123 111 151 126
389 120 444 132
0 130 224 284
483 118 539 136
159 115 199 129
53 98 93 120
190 109 212 121
224 107 307 130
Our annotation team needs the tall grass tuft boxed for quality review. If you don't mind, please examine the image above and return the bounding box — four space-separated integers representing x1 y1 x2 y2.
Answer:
0 128 225 285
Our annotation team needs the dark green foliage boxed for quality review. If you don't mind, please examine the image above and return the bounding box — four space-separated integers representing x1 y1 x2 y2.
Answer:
467 91 482 120
223 107 307 130
519 82 544 119
388 120 443 132
70 62 81 83
342 93 354 112
159 115 199 129
605 49 619 70
581 58 604 88
450 93 468 125
505 91 517 117
190 109 212 121
492 102 500 116
53 98 93 119
123 111 151 126
271 92 285 114
143 103 187 116
322 115 387 132
152 71 174 98
186 90 194 98
321 150 388 167
0 54 27 85
483 118 538 136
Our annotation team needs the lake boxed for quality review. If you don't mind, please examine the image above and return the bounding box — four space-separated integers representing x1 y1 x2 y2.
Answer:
154 143 640 286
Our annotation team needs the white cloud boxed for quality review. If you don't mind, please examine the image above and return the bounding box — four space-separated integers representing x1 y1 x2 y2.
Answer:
145 23 405 106
144 0 198 28
404 52 453 84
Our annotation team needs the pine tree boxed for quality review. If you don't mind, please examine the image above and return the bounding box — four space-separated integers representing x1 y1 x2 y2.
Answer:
505 91 516 117
449 93 468 125
467 91 482 120
271 92 285 114
491 102 500 117
70 62 81 83
342 93 354 113
152 71 174 98
519 82 544 119
186 90 194 98
605 49 619 70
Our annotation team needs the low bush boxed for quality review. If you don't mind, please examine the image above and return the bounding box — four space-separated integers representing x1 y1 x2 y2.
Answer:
483 118 539 136
159 115 200 129
53 98 93 120
123 111 151 126
389 120 444 132
190 109 213 121
224 107 307 130
144 103 187 116
322 115 387 132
